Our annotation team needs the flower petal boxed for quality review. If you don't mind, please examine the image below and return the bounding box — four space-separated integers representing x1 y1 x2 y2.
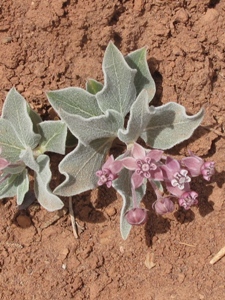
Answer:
102 155 114 169
168 157 181 171
147 149 163 162
132 143 146 159
110 160 123 174
122 157 137 170
181 156 202 177
131 171 144 189
151 168 164 181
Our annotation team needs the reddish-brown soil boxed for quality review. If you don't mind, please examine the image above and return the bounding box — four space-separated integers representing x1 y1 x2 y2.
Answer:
1 1 225 299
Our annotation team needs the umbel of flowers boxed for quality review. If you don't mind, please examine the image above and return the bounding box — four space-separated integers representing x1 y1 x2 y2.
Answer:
96 143 215 225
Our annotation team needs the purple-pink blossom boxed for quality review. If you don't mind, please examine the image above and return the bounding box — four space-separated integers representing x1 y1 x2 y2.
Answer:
122 143 163 189
161 156 191 197
96 155 123 188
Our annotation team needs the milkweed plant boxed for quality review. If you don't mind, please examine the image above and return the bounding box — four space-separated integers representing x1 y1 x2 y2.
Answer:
0 42 215 239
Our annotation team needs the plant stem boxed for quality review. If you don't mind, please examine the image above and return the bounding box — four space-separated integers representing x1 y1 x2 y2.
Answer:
149 180 163 199
131 186 138 208
69 196 78 239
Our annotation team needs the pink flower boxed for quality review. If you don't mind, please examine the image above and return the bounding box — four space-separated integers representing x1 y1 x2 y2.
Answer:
178 190 198 210
181 152 215 181
96 155 123 188
125 207 148 226
122 143 163 189
153 197 174 215
161 157 191 197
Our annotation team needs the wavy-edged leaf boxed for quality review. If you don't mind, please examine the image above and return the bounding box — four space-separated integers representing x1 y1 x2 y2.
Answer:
2 88 41 148
125 47 156 102
0 118 25 163
59 109 123 146
86 79 103 95
54 139 112 196
141 103 204 150
37 121 67 154
19 147 39 173
118 89 154 144
113 163 146 240
96 42 137 116
0 173 23 198
46 87 102 119
34 155 64 211
16 169 29 205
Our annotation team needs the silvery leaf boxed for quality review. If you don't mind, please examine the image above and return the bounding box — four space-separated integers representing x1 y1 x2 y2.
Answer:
46 87 102 119
2 88 41 148
125 47 156 101
37 120 67 154
141 103 204 150
54 139 112 196
59 108 123 146
96 42 137 117
118 89 153 144
34 155 64 211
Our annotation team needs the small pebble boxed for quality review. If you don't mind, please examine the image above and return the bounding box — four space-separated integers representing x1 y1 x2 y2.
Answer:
17 84 24 92
16 214 32 228
105 206 117 217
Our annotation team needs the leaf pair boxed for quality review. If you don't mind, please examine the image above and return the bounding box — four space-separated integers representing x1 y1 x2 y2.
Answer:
0 88 67 211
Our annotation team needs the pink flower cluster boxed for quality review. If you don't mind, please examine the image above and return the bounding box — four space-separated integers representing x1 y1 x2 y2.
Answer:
96 143 215 226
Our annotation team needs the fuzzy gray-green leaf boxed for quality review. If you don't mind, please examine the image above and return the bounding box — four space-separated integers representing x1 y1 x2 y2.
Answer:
96 42 137 116
34 155 64 211
37 121 67 154
0 118 25 163
0 173 23 198
59 109 123 146
2 88 41 148
54 139 112 196
125 48 156 102
46 87 102 119
118 89 153 144
141 103 204 150
16 169 29 205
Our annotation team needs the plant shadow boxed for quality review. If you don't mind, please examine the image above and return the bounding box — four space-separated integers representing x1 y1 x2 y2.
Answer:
70 185 118 224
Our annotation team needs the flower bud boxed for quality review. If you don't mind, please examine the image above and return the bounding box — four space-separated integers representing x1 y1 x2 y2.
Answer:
125 208 148 226
153 198 174 215
201 161 215 181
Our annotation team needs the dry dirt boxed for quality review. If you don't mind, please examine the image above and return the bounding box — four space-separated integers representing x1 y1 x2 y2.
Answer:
1 0 225 299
